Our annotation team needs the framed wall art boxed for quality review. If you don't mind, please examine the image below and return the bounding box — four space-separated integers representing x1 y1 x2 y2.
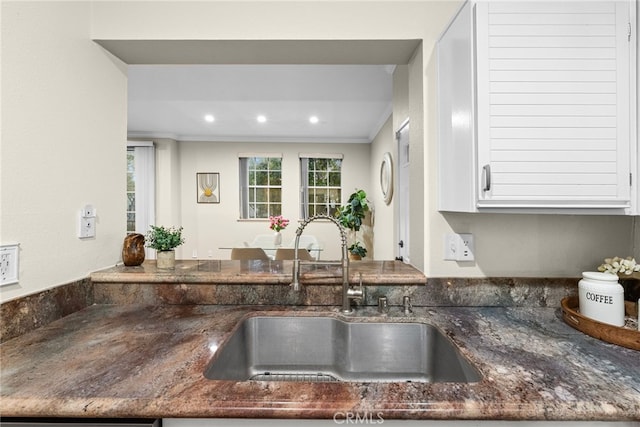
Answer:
197 173 220 204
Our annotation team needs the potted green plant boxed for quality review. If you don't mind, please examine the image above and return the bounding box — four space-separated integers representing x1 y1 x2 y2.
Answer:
335 189 370 260
145 225 185 269
347 242 368 260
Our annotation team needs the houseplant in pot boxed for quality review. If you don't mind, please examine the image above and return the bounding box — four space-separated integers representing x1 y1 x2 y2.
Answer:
145 225 185 269
335 189 370 260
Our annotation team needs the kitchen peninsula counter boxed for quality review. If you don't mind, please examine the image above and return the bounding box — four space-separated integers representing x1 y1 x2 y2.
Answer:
90 260 427 285
1 304 638 421
90 260 427 306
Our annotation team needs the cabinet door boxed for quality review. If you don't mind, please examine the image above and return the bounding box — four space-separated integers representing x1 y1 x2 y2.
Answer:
475 1 632 210
437 1 476 212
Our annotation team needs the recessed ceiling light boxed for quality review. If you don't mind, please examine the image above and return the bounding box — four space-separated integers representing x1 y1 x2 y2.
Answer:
204 114 215 123
309 116 319 124
257 115 267 123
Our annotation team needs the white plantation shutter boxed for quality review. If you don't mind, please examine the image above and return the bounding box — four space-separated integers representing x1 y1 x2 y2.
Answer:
476 1 631 208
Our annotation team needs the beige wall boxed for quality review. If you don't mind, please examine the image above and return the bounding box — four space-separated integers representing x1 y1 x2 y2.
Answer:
369 117 396 261
2 0 637 303
176 141 372 260
1 2 127 302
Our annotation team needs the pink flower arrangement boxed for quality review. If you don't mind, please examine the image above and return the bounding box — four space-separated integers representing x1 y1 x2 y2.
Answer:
269 215 290 232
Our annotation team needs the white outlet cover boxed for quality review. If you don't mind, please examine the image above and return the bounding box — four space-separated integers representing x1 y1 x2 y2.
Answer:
78 215 96 239
0 244 19 286
444 233 474 262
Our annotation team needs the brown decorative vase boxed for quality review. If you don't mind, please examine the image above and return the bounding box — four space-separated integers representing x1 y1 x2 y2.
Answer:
122 233 145 266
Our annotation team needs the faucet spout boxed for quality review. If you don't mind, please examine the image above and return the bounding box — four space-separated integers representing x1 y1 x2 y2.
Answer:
290 215 361 313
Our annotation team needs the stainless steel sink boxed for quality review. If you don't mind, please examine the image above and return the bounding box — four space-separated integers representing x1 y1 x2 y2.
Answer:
204 315 481 383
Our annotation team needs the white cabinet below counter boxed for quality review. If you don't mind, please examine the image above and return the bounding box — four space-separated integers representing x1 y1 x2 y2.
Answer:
437 0 638 215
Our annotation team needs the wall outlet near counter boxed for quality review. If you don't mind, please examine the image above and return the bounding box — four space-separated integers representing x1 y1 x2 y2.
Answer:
0 244 20 286
444 233 474 262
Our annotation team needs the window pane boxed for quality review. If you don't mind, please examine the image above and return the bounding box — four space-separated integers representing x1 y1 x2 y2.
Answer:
127 193 135 211
126 213 135 233
328 171 341 186
255 204 268 218
329 188 341 205
255 157 268 170
315 189 327 204
256 188 268 202
269 171 281 186
269 188 281 202
268 158 281 170
270 204 282 217
255 171 268 186
315 171 327 186
315 158 327 170
328 159 342 171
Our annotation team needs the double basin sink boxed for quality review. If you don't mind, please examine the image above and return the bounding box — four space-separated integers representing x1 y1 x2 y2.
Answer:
204 314 480 383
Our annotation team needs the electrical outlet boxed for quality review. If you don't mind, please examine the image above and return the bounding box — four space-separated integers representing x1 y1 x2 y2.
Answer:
458 233 474 261
0 244 19 286
444 233 474 262
78 205 97 239
83 204 96 217
78 214 96 239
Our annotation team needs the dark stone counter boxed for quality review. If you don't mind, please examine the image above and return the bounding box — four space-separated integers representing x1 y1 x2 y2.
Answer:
1 304 638 421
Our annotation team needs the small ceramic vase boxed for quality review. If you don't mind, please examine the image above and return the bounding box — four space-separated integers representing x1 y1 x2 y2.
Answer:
122 233 145 266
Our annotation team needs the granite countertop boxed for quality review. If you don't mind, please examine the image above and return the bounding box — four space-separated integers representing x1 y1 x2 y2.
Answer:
1 304 638 421
90 260 427 285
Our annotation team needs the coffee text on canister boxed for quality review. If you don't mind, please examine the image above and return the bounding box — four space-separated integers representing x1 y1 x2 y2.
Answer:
585 292 614 304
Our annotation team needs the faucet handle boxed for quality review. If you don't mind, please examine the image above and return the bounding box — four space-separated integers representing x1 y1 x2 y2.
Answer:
378 296 389 314
348 272 365 301
403 295 413 315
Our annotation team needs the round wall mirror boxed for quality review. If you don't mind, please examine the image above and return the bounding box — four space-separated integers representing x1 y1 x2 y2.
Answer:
380 152 393 205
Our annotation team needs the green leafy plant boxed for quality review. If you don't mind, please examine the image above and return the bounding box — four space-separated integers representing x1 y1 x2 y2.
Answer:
336 189 370 258
145 225 185 251
348 242 368 258
335 189 369 232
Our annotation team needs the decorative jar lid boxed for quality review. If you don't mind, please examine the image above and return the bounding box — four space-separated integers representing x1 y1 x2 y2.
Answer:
581 271 619 282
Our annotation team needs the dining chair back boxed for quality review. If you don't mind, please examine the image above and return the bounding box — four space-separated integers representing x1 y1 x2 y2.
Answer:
230 247 270 260
274 248 314 261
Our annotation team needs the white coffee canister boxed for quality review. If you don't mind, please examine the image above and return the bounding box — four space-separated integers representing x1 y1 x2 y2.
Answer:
578 271 625 327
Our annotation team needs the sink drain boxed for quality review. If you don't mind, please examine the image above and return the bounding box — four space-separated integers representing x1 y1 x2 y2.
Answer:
250 372 339 382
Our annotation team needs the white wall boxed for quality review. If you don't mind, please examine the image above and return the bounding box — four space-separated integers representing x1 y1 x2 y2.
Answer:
177 141 372 261
369 116 396 260
0 2 127 302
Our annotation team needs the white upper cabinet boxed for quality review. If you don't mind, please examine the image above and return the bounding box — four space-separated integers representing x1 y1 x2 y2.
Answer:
438 0 637 214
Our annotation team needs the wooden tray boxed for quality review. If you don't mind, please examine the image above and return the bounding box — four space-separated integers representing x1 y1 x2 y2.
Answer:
561 296 640 351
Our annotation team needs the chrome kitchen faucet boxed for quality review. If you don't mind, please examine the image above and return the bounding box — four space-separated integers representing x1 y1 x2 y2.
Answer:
290 215 364 313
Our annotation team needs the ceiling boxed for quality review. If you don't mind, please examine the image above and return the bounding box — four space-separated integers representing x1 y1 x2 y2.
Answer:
127 64 395 143
103 39 423 144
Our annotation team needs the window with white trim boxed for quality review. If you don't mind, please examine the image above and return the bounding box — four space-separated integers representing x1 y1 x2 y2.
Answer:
239 155 282 219
300 155 342 219
126 143 155 234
